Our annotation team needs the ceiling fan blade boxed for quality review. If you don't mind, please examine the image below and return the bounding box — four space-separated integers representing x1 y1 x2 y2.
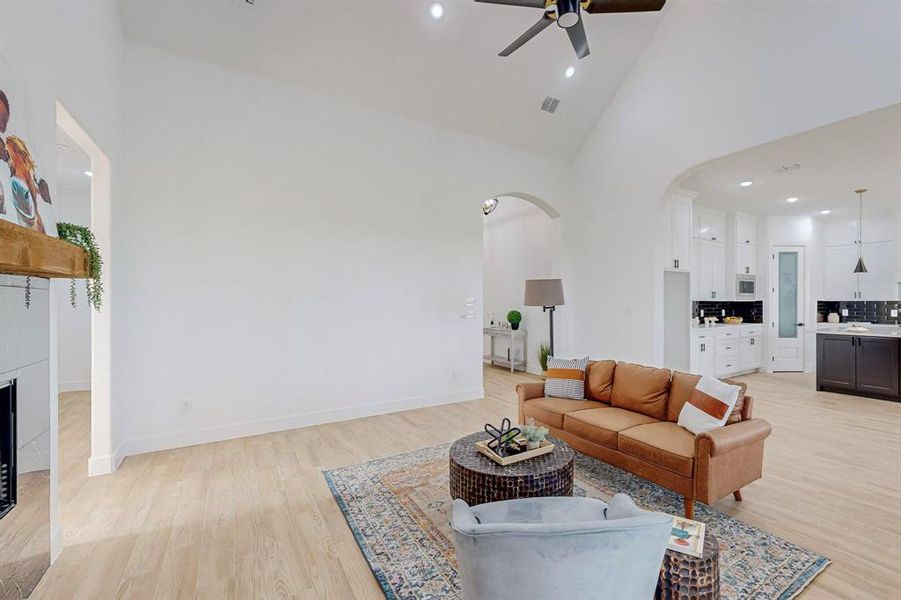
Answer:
499 13 554 57
566 17 590 59
475 0 549 8
583 0 666 13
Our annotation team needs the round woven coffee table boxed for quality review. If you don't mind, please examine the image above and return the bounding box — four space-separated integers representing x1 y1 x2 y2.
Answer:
448 431 574 506
656 531 720 600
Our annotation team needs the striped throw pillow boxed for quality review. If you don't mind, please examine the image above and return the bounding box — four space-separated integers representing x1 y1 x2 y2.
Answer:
677 375 741 434
544 356 590 400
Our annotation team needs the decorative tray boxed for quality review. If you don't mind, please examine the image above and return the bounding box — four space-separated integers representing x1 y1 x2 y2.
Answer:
474 438 554 466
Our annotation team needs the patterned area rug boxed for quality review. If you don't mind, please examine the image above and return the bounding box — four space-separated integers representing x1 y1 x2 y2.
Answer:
324 444 829 599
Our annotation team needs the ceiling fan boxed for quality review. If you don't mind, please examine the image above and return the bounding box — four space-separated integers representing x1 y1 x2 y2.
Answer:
475 0 666 60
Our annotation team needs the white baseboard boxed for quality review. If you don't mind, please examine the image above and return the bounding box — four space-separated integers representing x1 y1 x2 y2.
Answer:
88 445 124 476
58 379 91 393
121 387 485 459
50 525 63 564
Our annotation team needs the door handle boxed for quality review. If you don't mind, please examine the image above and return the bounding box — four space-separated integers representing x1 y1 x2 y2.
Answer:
796 322 805 327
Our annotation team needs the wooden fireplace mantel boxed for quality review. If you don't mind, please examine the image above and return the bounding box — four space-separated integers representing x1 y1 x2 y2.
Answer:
0 220 89 278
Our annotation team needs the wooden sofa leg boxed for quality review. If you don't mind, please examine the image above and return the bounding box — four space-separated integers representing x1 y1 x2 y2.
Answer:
683 496 694 519
733 490 743 502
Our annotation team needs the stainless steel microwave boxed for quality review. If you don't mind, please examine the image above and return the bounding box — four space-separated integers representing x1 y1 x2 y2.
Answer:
736 274 756 299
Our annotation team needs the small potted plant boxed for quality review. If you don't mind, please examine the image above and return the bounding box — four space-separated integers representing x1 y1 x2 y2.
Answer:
507 310 522 330
521 417 548 451
538 343 551 379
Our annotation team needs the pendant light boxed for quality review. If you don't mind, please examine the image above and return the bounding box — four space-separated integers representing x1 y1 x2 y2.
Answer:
853 188 868 274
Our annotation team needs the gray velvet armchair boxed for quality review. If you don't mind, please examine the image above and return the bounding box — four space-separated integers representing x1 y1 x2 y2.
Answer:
450 494 671 600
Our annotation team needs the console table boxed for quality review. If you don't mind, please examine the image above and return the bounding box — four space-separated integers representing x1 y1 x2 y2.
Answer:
483 327 527 373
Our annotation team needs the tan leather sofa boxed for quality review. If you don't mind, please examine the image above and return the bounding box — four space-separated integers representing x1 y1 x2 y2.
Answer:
517 361 772 519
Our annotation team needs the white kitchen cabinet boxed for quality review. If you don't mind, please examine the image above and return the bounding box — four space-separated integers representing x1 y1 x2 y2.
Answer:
692 325 762 379
824 210 896 247
697 239 725 300
824 220 858 247
823 242 896 300
736 243 756 276
735 214 757 246
667 195 693 271
822 244 859 300
859 241 896 300
691 239 701 299
863 208 895 243
672 196 693 271
695 208 726 242
739 334 762 372
690 332 716 378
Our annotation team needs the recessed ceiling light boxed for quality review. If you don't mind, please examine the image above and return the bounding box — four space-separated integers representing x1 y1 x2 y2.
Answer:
785 197 798 203
84 170 93 177
739 181 752 187
430 2 444 19
564 66 575 79
820 210 831 215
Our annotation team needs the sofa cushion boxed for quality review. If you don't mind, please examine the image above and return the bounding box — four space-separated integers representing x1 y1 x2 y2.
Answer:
610 362 672 420
544 356 590 400
522 397 606 430
668 372 747 424
678 376 742 435
563 407 657 449
585 360 616 403
618 422 695 478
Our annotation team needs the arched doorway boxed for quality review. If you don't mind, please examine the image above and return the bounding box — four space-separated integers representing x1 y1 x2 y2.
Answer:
481 194 561 376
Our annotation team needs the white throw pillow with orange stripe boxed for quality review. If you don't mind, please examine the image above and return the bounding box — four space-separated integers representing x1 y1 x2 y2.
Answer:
677 375 742 435
544 356 590 400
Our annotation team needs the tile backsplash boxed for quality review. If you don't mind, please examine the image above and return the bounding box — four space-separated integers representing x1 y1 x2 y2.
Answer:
817 300 901 325
693 301 763 323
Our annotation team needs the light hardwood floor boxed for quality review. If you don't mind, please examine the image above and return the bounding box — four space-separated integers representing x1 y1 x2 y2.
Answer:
34 368 901 599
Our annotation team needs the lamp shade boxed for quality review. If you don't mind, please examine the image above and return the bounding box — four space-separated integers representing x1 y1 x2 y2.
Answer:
524 279 565 307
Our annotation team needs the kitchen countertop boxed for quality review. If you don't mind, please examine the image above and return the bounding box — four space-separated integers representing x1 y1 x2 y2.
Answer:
816 323 901 338
692 322 763 330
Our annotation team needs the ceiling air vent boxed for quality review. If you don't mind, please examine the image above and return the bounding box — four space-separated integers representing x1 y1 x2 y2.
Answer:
773 162 801 173
540 96 560 114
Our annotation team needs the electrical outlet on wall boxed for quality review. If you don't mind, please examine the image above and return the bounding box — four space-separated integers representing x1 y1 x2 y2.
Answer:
892 309 899 318
700 309 705 317
842 309 849 317
721 309 726 317
180 400 193 415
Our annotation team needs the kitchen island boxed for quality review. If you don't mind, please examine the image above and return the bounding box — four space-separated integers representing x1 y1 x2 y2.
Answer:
817 324 900 401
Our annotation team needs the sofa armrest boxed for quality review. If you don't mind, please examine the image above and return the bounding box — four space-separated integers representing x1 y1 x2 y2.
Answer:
516 382 546 402
696 418 771 457
740 395 754 421
516 382 545 425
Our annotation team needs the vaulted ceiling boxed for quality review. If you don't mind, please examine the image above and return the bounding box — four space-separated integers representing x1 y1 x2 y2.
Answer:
118 0 665 160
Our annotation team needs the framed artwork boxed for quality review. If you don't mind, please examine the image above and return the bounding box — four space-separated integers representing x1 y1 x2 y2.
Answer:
0 54 56 236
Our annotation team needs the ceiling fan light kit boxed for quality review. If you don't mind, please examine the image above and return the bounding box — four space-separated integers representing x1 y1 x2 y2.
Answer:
475 0 666 60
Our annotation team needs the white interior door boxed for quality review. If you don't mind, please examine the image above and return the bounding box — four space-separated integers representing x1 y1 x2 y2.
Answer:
771 246 806 372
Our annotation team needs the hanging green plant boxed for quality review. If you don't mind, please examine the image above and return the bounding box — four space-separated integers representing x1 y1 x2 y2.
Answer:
56 222 103 311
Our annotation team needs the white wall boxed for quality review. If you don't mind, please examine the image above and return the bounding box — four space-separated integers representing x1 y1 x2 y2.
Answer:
560 0 901 365
53 185 92 392
118 43 567 454
482 197 559 373
0 0 123 561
